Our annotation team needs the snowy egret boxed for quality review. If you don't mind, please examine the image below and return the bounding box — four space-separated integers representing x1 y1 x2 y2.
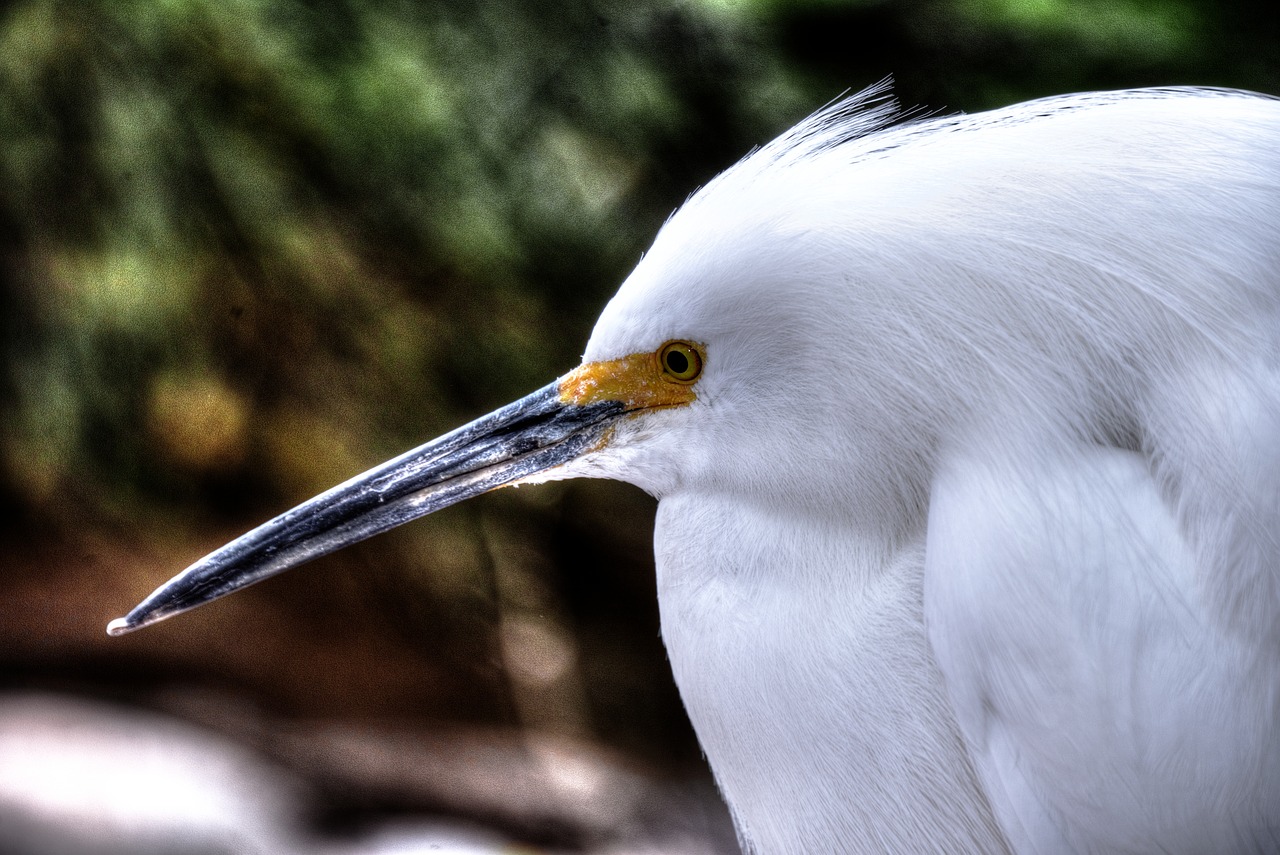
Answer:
111 85 1280 853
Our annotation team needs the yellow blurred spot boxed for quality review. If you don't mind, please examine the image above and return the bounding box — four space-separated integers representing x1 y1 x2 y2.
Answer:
261 404 366 496
47 248 200 335
146 373 249 473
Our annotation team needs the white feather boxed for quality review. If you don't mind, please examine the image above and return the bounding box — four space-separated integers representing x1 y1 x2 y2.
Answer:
572 86 1280 852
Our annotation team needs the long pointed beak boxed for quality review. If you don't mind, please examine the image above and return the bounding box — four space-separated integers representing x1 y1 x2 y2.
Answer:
107 381 624 635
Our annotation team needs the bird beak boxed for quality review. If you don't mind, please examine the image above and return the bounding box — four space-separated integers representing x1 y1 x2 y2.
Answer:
106 379 627 635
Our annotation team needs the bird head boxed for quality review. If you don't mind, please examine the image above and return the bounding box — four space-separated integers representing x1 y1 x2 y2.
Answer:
107 87 923 636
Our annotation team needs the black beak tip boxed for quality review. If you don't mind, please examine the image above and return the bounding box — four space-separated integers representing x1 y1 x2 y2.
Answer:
105 615 137 637
105 601 171 636
106 576 216 636
106 604 167 632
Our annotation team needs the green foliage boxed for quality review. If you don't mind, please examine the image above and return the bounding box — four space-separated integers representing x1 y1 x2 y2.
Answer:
0 0 805 524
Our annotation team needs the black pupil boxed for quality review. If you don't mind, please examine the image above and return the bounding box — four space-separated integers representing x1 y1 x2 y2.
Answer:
666 349 690 375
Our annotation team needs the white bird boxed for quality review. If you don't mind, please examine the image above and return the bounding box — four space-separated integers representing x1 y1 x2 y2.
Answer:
110 84 1280 854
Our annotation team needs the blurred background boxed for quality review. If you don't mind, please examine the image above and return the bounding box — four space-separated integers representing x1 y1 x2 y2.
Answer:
0 0 1276 852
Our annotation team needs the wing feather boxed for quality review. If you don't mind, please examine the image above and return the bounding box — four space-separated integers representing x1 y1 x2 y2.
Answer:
925 438 1280 854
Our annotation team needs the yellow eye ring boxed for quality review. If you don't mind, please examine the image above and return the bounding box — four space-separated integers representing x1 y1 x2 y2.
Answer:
658 341 703 384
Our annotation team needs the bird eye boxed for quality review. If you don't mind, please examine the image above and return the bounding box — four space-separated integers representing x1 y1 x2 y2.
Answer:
658 341 702 383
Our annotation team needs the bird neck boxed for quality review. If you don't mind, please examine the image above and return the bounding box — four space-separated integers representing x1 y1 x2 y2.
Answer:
654 492 1008 853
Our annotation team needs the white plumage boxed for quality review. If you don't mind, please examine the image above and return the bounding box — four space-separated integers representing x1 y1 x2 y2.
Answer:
113 84 1280 853
571 85 1280 853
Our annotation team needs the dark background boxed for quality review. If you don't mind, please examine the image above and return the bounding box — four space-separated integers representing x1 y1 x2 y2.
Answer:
1 0 1276 852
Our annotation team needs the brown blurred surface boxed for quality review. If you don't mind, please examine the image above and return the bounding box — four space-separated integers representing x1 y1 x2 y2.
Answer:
0 494 735 852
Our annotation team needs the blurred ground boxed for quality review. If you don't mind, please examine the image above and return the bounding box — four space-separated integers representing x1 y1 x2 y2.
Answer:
0 0 1275 851
1 484 729 852
0 693 736 854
